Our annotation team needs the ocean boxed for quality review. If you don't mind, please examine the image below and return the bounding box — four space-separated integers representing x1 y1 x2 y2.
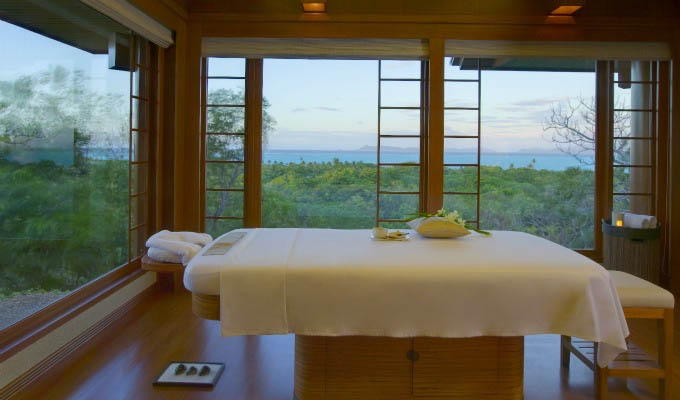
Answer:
263 150 592 171
4 148 593 171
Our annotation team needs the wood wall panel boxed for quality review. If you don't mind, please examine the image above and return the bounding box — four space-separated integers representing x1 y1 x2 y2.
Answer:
670 31 680 296
189 0 679 19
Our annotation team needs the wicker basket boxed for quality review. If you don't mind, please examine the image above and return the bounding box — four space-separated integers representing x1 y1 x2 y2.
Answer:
602 219 661 284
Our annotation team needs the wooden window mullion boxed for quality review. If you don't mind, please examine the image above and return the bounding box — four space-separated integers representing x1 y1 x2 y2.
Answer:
426 38 445 213
244 59 263 227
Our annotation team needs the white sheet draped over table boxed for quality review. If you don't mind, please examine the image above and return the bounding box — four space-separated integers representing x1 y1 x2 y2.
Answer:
185 228 629 367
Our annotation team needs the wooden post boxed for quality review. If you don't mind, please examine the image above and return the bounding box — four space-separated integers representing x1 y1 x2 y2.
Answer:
244 59 263 228
594 60 612 262
671 32 680 296
427 38 444 213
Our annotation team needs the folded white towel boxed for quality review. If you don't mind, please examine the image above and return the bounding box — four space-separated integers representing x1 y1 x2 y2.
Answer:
147 247 183 264
145 230 213 264
623 213 657 229
146 230 213 247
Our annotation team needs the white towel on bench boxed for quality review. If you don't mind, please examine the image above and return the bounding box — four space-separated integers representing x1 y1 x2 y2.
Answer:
146 230 214 264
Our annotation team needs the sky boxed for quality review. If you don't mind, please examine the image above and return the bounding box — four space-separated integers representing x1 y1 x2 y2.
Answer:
1 18 597 154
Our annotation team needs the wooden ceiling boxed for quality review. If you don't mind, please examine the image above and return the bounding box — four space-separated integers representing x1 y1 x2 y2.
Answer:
0 0 130 54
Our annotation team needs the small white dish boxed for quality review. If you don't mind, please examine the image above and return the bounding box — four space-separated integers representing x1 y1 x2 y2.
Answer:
370 231 409 241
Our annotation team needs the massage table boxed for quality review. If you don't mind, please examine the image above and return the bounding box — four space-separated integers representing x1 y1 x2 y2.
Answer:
185 228 629 399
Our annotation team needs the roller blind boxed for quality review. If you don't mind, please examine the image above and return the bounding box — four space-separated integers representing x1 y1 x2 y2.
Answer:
445 40 671 60
202 38 429 59
80 0 173 48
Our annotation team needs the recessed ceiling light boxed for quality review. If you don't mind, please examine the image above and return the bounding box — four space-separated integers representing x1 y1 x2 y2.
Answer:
302 1 326 13
550 1 584 15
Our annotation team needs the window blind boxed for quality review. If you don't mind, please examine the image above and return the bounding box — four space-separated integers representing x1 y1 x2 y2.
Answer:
202 38 428 59
445 40 671 60
80 0 173 48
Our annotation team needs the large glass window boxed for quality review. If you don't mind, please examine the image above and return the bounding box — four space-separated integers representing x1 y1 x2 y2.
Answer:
611 61 657 215
445 58 597 249
0 14 135 329
204 58 246 237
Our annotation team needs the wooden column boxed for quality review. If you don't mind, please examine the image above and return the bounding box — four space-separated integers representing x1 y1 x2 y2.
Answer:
426 38 445 213
178 21 203 231
244 59 263 227
594 60 613 262
670 33 680 295
657 61 671 285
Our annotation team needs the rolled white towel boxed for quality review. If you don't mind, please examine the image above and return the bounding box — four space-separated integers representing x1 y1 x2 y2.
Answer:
146 230 213 247
146 236 202 265
147 247 183 264
623 212 657 229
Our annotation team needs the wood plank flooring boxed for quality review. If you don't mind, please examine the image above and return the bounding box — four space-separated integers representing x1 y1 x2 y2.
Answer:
13 288 679 399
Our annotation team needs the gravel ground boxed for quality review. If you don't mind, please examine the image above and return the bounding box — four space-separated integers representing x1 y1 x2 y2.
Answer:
0 291 67 330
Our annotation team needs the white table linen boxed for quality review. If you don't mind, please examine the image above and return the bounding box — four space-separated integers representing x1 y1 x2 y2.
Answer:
185 228 629 367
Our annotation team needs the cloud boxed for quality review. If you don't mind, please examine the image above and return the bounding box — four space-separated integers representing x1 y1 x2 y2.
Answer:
316 106 341 112
292 107 308 112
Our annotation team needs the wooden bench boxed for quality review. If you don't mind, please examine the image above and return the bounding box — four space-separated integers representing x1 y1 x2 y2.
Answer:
561 271 674 400
141 255 185 293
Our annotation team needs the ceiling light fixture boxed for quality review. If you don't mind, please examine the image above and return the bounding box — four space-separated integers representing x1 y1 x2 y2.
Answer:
550 0 584 15
302 1 326 13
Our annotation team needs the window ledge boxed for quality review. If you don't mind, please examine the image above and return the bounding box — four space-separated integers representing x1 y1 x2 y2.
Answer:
0 258 146 363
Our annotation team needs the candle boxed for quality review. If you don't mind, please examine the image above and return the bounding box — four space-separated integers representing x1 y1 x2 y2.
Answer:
611 212 625 228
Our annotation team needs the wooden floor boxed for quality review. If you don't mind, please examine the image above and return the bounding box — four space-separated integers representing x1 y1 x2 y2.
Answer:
14 287 680 400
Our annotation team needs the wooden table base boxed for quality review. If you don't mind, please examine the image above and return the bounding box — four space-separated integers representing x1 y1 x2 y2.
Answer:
294 335 524 400
190 294 524 399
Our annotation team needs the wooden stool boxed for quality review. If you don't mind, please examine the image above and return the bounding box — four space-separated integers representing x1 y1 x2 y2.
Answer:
141 255 185 293
561 271 674 400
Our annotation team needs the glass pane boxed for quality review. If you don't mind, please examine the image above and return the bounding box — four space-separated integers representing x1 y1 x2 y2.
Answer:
131 225 147 259
444 137 479 165
380 60 421 79
205 218 243 238
0 15 131 330
135 38 148 66
207 106 245 133
613 82 653 111
206 191 244 218
379 193 419 221
207 78 246 103
444 57 480 80
380 109 421 136
613 194 652 215
613 138 652 166
206 162 244 189
480 65 595 249
380 166 419 192
131 164 147 195
379 137 420 164
132 66 147 97
444 166 478 193
445 81 479 109
261 59 380 229
207 135 245 161
613 166 651 194
208 58 246 77
132 98 148 130
380 81 420 108
445 110 478 137
131 194 147 227
443 194 477 222
131 131 147 162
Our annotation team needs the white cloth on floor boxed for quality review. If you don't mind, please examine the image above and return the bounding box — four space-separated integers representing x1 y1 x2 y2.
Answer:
147 247 183 264
623 213 657 229
186 228 629 368
146 230 213 265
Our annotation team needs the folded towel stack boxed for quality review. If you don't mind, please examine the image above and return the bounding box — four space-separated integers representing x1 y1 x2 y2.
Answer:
145 230 214 265
623 212 657 229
